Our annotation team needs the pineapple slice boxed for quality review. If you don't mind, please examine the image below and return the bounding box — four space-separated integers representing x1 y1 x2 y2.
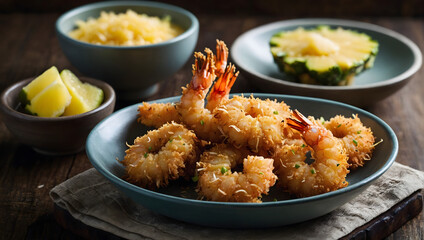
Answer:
61 70 104 116
19 66 61 105
270 26 378 86
303 32 340 56
20 66 71 117
19 67 104 117
25 78 71 117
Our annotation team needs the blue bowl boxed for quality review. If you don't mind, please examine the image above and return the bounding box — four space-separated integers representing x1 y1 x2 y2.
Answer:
86 94 398 228
56 1 199 100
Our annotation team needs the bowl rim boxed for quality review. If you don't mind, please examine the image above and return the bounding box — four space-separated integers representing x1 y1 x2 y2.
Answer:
231 18 423 91
0 77 116 122
55 0 199 49
87 93 399 207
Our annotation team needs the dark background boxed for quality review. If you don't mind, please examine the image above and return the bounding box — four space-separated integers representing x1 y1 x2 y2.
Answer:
1 0 423 17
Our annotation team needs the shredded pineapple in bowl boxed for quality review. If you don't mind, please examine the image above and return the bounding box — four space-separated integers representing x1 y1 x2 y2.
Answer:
69 10 184 46
55 1 199 99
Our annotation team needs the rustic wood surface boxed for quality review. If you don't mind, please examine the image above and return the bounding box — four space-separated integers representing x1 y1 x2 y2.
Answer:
0 11 423 240
341 191 423 240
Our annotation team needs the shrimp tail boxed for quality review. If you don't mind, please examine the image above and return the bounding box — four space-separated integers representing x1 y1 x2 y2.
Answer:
286 110 312 132
209 64 238 100
215 40 229 77
191 50 215 90
201 40 231 108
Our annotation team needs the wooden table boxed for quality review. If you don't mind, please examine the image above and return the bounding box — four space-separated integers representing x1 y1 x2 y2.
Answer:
0 12 423 239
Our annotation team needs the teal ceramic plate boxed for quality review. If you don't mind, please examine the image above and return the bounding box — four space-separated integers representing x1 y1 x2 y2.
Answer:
86 94 398 228
231 19 422 107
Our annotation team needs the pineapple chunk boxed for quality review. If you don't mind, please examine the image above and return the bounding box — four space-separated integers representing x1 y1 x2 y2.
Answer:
303 32 340 56
25 80 71 117
21 66 71 117
19 66 61 105
19 67 104 117
306 57 337 72
61 70 104 116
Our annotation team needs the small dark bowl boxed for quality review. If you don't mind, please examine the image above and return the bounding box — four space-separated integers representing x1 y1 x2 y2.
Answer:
56 1 199 100
0 77 115 155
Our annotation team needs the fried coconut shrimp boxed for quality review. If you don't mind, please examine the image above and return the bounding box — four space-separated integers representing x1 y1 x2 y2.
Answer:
137 102 180 128
178 49 238 142
324 115 375 169
197 144 277 202
122 122 199 188
137 40 229 128
214 95 292 154
273 110 349 198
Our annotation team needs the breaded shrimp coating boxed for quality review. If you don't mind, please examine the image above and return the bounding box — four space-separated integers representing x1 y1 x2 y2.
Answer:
122 122 199 189
214 95 292 155
197 144 277 202
274 110 349 198
137 102 180 128
324 115 375 169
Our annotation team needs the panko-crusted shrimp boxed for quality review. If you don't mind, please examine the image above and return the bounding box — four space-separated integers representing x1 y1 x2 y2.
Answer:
324 115 375 169
122 122 199 189
137 40 229 128
214 95 292 154
197 144 277 202
224 95 292 120
178 49 239 142
137 102 180 128
273 110 349 198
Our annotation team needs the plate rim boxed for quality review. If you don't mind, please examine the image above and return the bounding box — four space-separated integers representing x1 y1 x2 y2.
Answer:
86 93 399 208
231 18 422 91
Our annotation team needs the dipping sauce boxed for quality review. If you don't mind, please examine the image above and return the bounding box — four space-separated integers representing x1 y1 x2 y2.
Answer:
69 10 184 46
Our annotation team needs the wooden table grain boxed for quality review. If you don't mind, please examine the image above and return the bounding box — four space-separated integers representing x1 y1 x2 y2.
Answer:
0 12 423 239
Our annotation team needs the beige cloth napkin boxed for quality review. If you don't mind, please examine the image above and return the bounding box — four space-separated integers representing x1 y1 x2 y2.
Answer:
50 162 424 240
